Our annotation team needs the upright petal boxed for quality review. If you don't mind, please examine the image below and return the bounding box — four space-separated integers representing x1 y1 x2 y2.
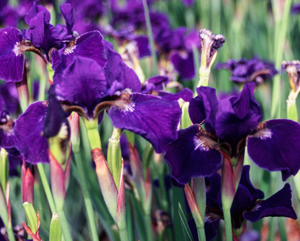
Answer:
247 119 300 181
189 86 218 133
108 93 181 153
60 3 75 35
54 57 107 118
165 125 222 185
104 41 142 92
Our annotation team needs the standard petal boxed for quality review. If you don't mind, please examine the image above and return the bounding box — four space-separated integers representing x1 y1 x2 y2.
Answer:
54 56 107 118
108 93 181 153
243 183 297 222
14 101 49 164
230 83 262 120
104 41 142 92
157 88 193 102
27 11 60 54
247 119 300 181
60 3 75 34
164 125 222 185
189 86 218 133
0 27 25 82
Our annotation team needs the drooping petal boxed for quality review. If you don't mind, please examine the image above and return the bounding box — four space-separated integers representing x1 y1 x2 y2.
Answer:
189 86 218 133
43 85 69 138
243 183 297 222
54 56 107 118
164 125 222 185
108 93 181 153
247 119 300 181
14 101 49 164
52 31 107 70
104 41 142 92
0 27 25 82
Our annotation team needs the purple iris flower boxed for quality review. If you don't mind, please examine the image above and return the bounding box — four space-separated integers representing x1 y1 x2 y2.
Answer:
189 166 296 241
165 82 300 184
53 38 182 153
291 4 300 14
216 57 278 85
0 2 77 82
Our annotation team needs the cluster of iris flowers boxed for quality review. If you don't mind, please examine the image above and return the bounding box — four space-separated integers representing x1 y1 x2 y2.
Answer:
0 0 300 241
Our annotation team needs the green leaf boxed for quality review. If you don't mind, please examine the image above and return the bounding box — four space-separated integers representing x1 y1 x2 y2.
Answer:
178 203 193 241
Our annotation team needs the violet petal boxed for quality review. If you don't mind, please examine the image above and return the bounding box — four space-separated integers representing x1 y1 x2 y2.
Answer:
14 101 49 164
243 183 297 222
0 27 25 82
164 125 222 185
247 119 300 181
108 93 181 153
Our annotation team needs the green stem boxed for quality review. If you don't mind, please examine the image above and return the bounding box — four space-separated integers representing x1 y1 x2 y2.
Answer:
56 210 72 241
223 210 233 241
37 163 56 214
37 164 72 241
119 228 129 241
145 214 154 241
6 224 15 241
74 151 99 241
197 227 206 241
271 0 293 119
192 46 200 93
142 0 158 76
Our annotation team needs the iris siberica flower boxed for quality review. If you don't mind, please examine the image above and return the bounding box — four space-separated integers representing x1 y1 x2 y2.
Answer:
216 57 277 85
165 82 300 184
0 2 77 82
52 36 182 153
189 166 297 241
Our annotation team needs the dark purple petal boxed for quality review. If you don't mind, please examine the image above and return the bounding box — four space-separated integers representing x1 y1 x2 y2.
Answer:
52 31 107 70
104 41 142 92
243 184 297 222
157 88 193 102
55 24 70 41
54 56 107 118
216 111 260 156
247 119 300 181
206 172 222 209
231 185 254 229
0 27 25 82
170 51 195 80
189 86 218 133
230 83 262 120
14 101 49 164
133 35 150 58
43 85 68 138
108 93 181 153
165 125 222 185
27 11 60 54
60 3 75 34
239 165 264 200
24 2 50 24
